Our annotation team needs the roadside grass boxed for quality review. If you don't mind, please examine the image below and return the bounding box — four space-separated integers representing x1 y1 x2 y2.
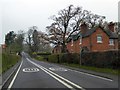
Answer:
62 63 119 75
35 55 118 75
0 53 2 74
2 53 21 73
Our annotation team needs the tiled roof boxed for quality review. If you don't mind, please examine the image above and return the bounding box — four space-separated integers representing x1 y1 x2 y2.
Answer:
67 26 118 42
67 32 82 42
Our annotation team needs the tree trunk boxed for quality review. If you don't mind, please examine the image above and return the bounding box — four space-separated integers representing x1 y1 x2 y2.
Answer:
62 42 66 53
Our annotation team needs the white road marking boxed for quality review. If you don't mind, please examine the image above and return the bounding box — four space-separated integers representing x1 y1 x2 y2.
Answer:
67 69 113 82
0 85 2 90
22 68 39 72
8 60 23 89
49 67 68 71
38 65 74 89
42 62 113 82
27 58 85 90
48 63 113 82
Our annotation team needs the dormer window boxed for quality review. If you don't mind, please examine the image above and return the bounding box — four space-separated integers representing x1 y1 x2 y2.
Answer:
97 35 102 43
109 39 114 45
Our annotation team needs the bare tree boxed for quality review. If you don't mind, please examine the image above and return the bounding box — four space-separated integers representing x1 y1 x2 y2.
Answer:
26 27 34 53
26 26 52 53
32 28 39 52
37 31 52 52
46 5 106 53
47 5 82 52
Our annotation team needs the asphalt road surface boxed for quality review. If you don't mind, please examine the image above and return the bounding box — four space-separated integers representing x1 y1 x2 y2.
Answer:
2 52 119 90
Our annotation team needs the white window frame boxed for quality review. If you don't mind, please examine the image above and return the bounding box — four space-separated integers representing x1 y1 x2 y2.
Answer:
71 39 73 46
109 39 114 45
79 36 82 45
97 35 102 43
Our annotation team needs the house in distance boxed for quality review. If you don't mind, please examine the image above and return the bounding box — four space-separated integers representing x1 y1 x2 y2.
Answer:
52 22 118 54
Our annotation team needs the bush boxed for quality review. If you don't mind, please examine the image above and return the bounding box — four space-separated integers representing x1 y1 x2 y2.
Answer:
35 50 119 69
82 51 119 69
47 53 80 64
37 52 51 55
35 51 120 69
2 53 21 73
36 52 51 61
48 54 58 63
35 56 44 61
60 53 79 64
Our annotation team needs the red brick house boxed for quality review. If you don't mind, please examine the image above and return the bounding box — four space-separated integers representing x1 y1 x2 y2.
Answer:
52 45 62 54
66 22 118 53
1 44 6 49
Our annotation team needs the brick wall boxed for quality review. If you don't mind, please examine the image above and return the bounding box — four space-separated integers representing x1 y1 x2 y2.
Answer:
66 27 118 53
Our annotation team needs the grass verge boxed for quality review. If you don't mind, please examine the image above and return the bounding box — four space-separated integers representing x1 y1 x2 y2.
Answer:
35 56 118 75
62 63 119 75
2 53 21 73
0 53 2 74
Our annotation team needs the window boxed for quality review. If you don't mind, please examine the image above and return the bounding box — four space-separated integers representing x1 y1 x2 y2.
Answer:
79 36 82 45
109 39 114 45
71 39 73 46
97 35 102 43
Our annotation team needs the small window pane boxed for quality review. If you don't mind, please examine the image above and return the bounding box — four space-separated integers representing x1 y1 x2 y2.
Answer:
109 39 114 45
97 35 102 43
79 36 82 44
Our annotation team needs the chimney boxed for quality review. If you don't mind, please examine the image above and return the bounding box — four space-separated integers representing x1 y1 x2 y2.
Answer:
80 22 88 34
108 22 115 32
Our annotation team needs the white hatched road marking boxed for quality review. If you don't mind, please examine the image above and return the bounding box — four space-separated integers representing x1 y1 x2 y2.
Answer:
49 67 68 71
22 68 39 72
27 58 85 90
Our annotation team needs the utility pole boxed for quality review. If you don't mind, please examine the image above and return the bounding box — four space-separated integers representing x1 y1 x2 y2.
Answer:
80 47 83 65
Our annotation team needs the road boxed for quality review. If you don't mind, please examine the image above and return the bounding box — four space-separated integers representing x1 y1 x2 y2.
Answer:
2 52 119 90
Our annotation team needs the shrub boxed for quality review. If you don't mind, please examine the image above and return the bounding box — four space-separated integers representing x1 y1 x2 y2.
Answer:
2 53 20 73
82 51 119 69
47 53 80 64
48 54 58 63
35 56 44 61
37 52 51 55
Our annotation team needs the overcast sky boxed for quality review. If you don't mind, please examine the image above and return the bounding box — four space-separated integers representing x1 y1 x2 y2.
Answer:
0 0 119 44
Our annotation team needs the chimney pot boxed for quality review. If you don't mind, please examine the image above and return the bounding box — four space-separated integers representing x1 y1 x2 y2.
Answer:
108 22 115 32
80 22 88 34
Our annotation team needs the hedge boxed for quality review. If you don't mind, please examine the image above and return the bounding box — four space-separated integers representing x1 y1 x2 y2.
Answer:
82 51 119 69
2 53 21 73
46 50 119 69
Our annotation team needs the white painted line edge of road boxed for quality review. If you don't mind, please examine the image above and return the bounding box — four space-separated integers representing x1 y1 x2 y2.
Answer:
67 69 113 82
2 68 16 88
8 60 23 88
27 58 85 90
47 62 113 82
26 58 74 89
